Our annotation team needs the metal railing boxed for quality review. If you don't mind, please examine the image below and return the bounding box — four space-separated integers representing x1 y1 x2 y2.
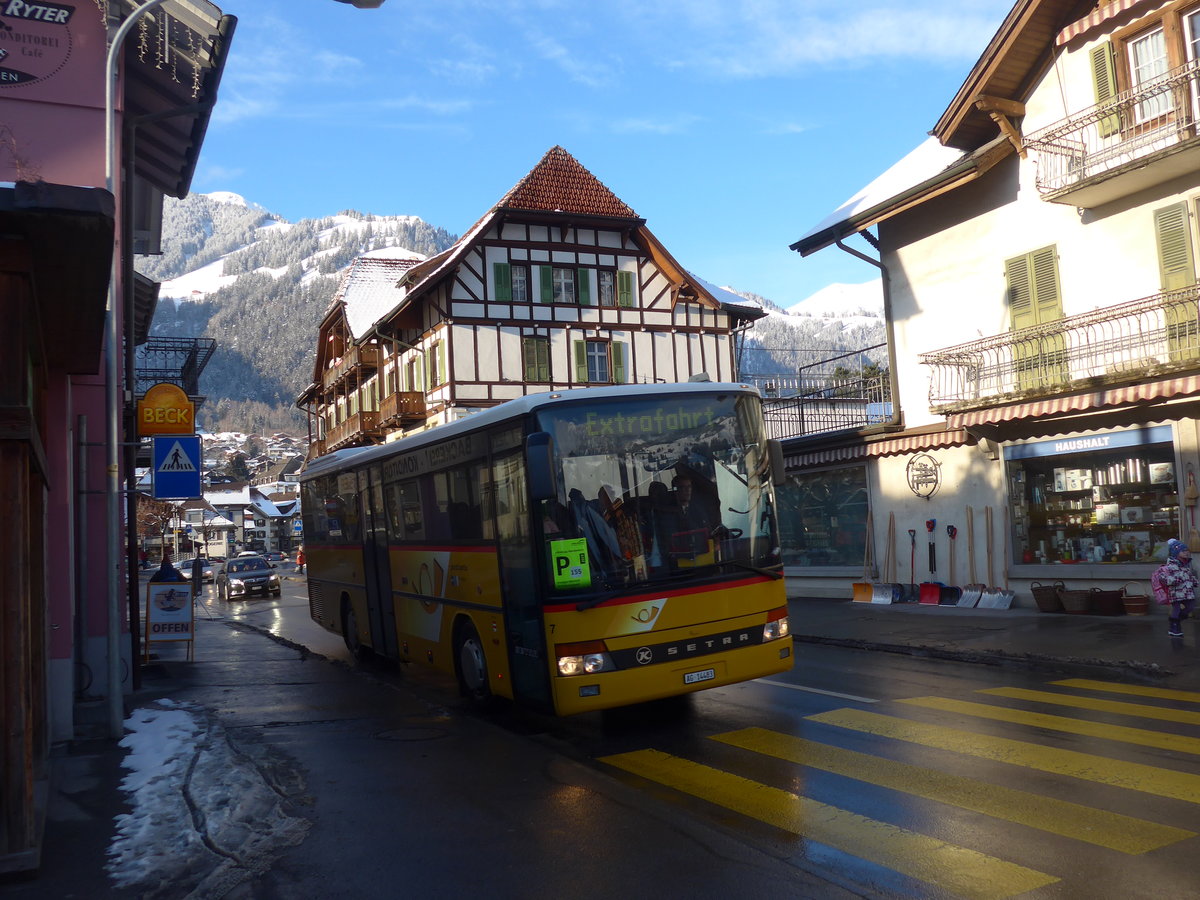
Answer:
742 345 892 440
1025 59 1200 197
919 286 1200 410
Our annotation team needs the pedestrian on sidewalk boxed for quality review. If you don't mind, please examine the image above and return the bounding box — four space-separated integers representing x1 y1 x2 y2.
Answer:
1162 539 1197 637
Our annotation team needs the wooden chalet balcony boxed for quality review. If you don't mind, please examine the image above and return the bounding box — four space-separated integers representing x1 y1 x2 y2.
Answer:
379 390 426 425
919 287 1200 412
306 438 327 461
1025 59 1200 207
323 411 383 453
322 345 381 390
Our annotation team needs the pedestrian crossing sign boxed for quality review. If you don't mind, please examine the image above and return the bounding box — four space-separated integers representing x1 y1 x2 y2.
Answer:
153 435 201 499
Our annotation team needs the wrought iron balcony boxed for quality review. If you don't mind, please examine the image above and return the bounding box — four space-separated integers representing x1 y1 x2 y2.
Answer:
742 371 892 441
1024 59 1200 207
919 286 1200 411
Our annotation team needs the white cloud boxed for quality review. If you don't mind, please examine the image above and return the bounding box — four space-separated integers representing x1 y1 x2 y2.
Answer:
611 114 704 135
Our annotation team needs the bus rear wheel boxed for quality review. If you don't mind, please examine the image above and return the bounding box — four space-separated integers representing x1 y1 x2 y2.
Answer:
342 600 369 662
455 622 492 705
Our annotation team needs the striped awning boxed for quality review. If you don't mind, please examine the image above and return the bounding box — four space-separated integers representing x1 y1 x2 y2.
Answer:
1057 0 1160 46
785 428 970 468
947 373 1200 429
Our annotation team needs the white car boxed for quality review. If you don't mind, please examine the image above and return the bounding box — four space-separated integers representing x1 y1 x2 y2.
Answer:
178 558 215 583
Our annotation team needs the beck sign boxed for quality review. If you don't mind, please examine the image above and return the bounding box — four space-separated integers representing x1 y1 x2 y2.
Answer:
138 382 194 436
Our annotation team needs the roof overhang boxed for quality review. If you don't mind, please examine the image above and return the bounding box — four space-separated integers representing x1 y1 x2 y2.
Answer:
791 136 1014 258
0 181 115 373
933 0 1084 150
118 1 237 199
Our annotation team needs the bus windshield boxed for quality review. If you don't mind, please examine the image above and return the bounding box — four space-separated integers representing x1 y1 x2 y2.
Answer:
535 391 780 596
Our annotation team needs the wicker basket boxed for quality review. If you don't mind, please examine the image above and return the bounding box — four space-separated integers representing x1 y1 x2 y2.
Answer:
1121 582 1150 616
1058 588 1092 614
1031 581 1065 613
1090 588 1126 616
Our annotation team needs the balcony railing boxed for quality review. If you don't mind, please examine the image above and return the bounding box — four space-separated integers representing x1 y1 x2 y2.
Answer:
322 345 381 390
323 410 382 452
379 390 426 425
1025 59 1200 201
919 286 1200 411
742 373 892 441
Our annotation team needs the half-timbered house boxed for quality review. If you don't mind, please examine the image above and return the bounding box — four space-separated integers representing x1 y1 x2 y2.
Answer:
299 146 763 455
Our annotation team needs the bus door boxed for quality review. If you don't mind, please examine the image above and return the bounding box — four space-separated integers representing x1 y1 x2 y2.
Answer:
491 449 552 710
359 466 399 658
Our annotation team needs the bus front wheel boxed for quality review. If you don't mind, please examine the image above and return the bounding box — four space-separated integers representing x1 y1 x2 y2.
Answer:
455 621 492 705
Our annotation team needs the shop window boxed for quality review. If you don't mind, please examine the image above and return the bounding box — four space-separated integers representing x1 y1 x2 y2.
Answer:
776 466 869 568
1007 426 1179 565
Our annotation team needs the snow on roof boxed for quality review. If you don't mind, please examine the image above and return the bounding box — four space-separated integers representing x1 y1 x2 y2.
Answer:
207 487 251 505
795 137 966 246
337 254 423 339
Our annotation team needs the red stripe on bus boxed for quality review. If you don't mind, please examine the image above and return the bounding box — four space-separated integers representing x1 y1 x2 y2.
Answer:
542 575 774 613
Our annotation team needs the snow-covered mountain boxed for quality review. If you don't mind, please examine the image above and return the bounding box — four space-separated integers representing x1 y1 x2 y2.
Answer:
139 192 884 432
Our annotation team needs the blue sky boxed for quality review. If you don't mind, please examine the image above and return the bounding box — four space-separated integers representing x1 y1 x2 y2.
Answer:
197 0 1014 308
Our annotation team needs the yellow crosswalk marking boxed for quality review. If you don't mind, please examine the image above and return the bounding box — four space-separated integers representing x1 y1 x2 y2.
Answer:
808 708 1200 803
979 687 1200 725
600 748 1058 900
1051 679 1200 704
901 696 1200 756
712 726 1192 854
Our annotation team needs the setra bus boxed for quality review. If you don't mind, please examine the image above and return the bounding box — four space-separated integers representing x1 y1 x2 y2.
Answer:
299 382 792 715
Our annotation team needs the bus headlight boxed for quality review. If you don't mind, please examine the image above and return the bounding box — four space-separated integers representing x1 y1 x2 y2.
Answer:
556 641 616 676
763 608 790 641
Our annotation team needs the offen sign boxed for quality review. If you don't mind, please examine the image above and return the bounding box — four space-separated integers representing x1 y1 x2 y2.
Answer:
138 382 194 436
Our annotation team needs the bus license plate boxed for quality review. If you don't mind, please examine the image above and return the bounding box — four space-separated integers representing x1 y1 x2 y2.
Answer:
684 667 715 685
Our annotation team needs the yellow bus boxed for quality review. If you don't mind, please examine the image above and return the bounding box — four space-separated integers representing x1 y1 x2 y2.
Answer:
300 382 792 714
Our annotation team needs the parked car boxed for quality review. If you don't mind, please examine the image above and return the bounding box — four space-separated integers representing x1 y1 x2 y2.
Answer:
216 556 281 600
178 558 215 583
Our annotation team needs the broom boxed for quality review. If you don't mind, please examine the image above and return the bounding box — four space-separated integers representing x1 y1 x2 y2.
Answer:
1187 466 1200 548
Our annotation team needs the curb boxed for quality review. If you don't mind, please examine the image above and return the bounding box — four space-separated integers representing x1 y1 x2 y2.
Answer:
792 634 1173 683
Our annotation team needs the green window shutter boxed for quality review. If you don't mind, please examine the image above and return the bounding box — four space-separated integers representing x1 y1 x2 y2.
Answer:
612 342 627 384
577 268 591 305
494 263 512 302
617 270 633 308
1005 254 1036 331
1030 246 1062 322
523 338 548 382
1155 203 1196 291
540 266 554 303
573 340 588 382
1090 42 1120 138
438 342 447 385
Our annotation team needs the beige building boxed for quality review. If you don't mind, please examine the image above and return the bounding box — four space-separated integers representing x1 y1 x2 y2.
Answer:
789 0 1200 606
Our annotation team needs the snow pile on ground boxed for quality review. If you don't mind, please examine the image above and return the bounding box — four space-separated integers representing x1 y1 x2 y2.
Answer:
107 699 310 897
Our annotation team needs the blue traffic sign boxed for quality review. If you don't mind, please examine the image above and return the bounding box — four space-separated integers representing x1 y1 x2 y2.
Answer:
153 435 202 499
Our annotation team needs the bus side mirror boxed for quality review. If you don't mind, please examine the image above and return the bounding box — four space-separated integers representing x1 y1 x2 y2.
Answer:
526 432 555 502
767 439 785 482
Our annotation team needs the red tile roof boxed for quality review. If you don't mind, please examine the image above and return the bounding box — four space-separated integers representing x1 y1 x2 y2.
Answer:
498 145 638 219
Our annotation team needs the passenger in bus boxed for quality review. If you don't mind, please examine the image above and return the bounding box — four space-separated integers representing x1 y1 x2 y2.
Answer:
640 481 674 571
670 474 724 557
567 488 624 579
